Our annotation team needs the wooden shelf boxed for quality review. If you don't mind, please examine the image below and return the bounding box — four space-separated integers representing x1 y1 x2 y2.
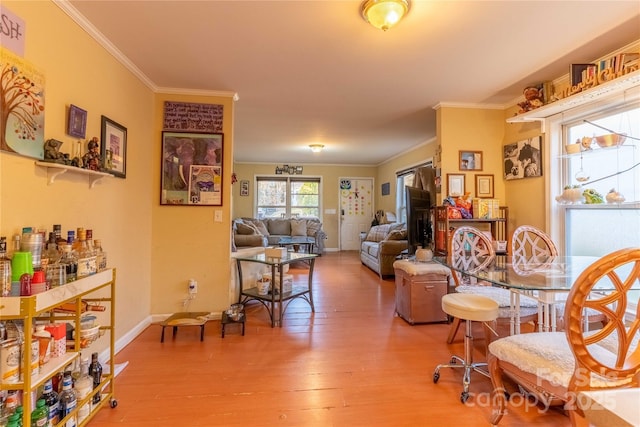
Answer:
507 69 640 128
35 161 112 188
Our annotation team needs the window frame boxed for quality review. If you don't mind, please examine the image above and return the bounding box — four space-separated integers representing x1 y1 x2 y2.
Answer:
396 160 433 224
255 176 322 219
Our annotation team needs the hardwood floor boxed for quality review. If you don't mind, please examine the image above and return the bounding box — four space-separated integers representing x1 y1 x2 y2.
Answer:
90 252 570 426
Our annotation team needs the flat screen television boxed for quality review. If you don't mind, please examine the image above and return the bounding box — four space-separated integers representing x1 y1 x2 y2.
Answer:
405 186 432 256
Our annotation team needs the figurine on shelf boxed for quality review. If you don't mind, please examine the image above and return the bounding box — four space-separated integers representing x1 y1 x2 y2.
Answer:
104 148 113 171
43 139 71 165
517 86 544 113
81 137 103 171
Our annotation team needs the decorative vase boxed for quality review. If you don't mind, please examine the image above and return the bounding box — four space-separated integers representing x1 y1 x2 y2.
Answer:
256 278 270 295
415 247 433 262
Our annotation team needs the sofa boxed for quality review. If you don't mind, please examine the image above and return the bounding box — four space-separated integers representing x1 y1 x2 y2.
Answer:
360 223 409 278
233 217 326 254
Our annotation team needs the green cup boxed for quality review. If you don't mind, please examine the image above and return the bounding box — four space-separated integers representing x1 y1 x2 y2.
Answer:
11 251 33 282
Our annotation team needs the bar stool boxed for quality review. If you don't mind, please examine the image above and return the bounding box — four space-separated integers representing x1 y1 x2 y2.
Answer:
433 293 499 403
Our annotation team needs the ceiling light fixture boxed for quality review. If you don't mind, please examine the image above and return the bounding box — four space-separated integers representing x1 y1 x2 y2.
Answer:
361 0 410 31
309 144 324 153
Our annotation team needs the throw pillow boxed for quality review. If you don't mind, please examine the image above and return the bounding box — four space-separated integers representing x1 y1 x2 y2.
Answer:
291 219 307 236
306 220 322 237
366 224 393 242
253 221 270 236
236 222 257 235
386 229 407 241
267 219 291 235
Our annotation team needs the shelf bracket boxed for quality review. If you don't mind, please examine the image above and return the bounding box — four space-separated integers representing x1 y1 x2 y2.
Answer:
509 117 546 133
46 167 68 185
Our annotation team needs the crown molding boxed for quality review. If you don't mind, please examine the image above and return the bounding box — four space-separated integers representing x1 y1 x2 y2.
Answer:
54 0 158 92
156 87 239 100
433 102 505 110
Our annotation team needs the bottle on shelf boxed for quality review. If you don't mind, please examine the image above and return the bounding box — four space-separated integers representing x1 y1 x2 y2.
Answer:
85 230 95 255
73 355 92 422
30 399 48 427
66 231 75 246
88 352 102 404
93 240 107 271
40 233 60 270
59 245 78 283
58 373 77 427
1 236 11 297
76 229 97 279
71 228 84 253
40 378 60 426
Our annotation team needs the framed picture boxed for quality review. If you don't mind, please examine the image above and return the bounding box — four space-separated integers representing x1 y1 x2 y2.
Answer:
504 136 542 180
381 182 390 196
475 174 494 198
100 116 127 178
240 180 249 197
447 173 465 197
67 104 87 138
161 131 224 206
570 63 597 86
459 151 483 171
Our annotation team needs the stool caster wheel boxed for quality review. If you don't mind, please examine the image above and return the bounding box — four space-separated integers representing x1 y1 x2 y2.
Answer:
460 391 469 404
433 372 440 384
450 357 457 364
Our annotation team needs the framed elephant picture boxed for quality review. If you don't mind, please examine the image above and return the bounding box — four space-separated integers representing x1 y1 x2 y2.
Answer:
161 131 224 205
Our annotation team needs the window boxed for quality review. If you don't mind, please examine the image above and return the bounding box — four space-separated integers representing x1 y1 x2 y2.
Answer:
256 177 321 218
555 103 639 257
396 161 433 224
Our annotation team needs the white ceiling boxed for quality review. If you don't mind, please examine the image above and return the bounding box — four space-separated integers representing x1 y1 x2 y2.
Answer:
63 0 640 166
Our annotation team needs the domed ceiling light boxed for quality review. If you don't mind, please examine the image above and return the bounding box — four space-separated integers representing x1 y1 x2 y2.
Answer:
361 0 410 31
309 144 324 153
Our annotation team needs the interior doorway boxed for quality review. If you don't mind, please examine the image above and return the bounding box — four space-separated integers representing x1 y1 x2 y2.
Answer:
339 178 374 251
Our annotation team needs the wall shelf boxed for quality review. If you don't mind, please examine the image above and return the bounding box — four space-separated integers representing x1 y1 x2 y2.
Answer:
35 161 112 188
507 69 640 129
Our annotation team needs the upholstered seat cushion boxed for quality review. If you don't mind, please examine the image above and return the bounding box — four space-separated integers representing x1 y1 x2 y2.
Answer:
441 293 499 322
488 332 633 388
392 260 451 276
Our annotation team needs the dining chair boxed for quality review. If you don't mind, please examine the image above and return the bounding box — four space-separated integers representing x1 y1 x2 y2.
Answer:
511 225 608 332
511 225 558 260
487 247 640 426
446 226 538 343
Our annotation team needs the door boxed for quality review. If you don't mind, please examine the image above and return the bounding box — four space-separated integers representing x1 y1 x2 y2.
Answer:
339 178 374 251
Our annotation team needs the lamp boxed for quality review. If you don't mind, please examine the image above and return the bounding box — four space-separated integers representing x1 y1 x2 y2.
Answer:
361 0 410 31
309 144 324 153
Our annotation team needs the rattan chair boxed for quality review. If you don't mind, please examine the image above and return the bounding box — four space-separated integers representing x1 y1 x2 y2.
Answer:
487 247 640 426
447 226 538 343
512 225 607 331
511 225 558 260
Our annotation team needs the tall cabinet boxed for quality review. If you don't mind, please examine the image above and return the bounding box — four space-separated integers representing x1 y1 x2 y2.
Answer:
0 268 117 426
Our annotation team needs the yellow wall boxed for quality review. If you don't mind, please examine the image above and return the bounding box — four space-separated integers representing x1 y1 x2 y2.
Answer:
1 1 154 350
438 106 506 203
232 163 377 250
151 93 235 313
375 140 438 213
501 107 546 231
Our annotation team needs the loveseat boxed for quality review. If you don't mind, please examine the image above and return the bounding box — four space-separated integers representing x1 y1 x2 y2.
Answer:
233 217 326 254
360 223 408 277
